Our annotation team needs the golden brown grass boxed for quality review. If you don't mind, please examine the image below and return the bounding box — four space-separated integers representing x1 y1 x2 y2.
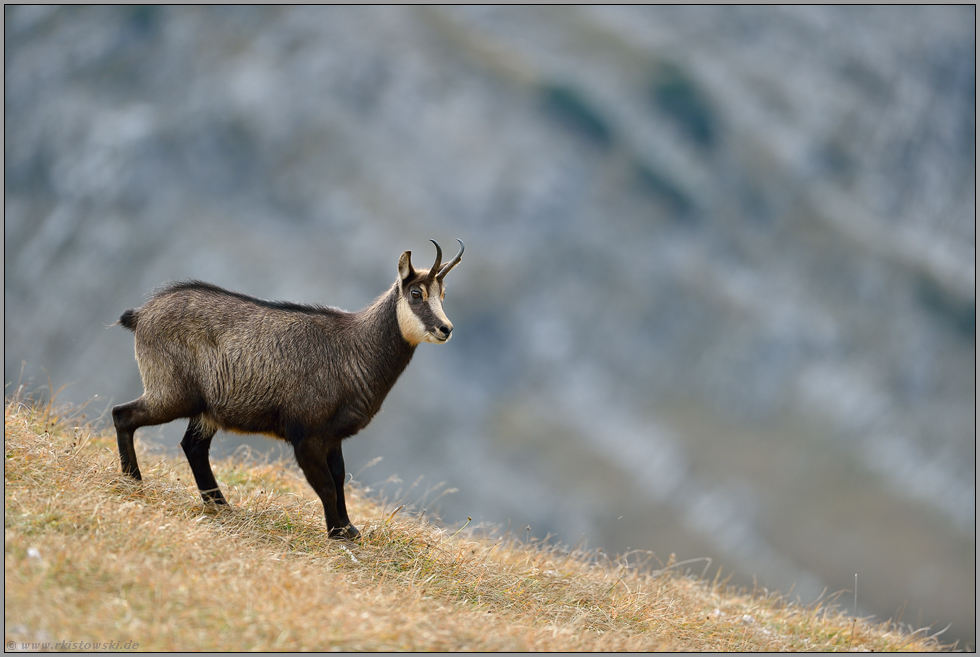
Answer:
5 399 950 651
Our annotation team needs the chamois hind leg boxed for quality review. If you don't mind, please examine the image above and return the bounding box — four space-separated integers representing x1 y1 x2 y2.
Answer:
293 434 358 540
180 417 227 505
112 395 199 481
111 396 156 480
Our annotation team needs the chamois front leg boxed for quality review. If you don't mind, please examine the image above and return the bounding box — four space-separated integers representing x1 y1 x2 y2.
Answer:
293 434 359 540
326 445 359 539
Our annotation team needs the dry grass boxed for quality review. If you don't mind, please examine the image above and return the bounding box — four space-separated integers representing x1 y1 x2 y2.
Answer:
5 399 951 651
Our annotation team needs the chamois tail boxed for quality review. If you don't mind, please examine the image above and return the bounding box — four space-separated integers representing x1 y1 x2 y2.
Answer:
118 308 139 331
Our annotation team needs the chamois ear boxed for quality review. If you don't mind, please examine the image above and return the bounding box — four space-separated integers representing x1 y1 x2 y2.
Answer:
398 251 415 282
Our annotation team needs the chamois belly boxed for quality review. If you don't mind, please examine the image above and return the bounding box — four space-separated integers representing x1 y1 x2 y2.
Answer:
200 388 375 443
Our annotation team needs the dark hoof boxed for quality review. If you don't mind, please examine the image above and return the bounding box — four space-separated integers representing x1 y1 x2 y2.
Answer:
202 490 229 506
329 524 360 541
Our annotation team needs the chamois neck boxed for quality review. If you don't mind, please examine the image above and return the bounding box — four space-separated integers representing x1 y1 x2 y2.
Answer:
355 282 417 363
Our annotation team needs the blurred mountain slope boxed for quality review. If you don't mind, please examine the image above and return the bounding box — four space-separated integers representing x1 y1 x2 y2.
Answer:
4 5 974 646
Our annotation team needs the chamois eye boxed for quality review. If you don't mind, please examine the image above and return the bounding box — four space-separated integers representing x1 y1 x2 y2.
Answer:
411 289 422 300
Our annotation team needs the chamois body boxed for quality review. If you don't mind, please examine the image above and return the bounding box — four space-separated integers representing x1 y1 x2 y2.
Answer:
112 241 463 539
126 281 414 441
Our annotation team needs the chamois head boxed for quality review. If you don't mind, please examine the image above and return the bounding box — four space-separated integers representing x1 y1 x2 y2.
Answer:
396 239 464 345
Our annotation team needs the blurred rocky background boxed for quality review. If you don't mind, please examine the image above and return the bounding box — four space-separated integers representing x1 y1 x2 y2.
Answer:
4 5 974 645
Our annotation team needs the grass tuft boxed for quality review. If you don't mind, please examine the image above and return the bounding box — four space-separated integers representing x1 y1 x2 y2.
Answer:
4 398 951 651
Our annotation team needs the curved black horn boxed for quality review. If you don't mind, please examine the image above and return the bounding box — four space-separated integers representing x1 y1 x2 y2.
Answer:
437 239 464 281
426 240 443 281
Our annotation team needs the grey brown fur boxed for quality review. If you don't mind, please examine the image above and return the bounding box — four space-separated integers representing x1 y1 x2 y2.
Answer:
112 240 463 539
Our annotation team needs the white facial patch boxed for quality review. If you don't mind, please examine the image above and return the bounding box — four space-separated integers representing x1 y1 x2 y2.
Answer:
396 293 429 346
396 282 453 345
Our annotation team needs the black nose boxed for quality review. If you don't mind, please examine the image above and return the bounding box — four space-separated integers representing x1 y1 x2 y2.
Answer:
438 325 452 338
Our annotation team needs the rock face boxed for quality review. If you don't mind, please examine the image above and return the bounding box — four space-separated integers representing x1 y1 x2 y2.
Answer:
5 6 974 644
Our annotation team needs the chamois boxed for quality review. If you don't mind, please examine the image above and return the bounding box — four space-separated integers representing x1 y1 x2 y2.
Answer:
112 239 463 539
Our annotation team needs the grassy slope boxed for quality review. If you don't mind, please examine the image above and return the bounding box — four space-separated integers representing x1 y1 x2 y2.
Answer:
4 401 948 652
